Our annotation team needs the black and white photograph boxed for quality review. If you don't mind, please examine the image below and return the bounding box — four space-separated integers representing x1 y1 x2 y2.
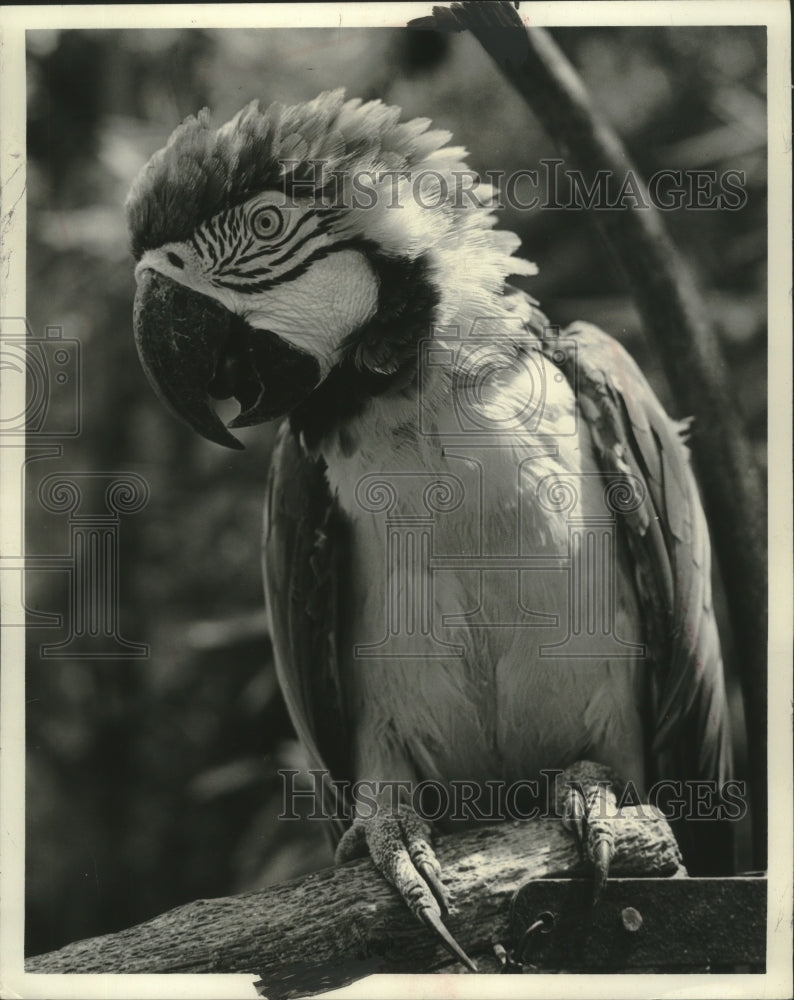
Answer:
0 2 791 998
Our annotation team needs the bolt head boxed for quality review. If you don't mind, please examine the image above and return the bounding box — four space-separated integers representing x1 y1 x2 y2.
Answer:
621 906 643 932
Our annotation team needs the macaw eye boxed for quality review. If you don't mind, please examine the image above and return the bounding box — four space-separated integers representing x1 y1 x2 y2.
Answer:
251 206 285 241
167 252 185 269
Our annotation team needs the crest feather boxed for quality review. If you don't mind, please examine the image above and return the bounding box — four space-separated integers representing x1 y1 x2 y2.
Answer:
126 88 538 308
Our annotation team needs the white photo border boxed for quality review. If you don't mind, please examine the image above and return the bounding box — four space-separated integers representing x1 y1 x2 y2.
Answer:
1 3 790 999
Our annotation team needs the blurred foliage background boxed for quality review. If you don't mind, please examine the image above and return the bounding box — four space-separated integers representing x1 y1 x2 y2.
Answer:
24 26 766 956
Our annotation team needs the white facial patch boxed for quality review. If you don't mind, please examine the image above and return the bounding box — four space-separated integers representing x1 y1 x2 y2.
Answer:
240 249 379 378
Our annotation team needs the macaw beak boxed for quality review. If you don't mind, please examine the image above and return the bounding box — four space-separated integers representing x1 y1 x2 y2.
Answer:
133 269 321 450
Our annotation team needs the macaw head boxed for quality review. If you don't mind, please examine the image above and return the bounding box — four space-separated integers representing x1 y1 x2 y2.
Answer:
127 89 536 449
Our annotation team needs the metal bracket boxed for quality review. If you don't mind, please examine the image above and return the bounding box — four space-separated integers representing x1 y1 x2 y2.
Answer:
501 876 766 972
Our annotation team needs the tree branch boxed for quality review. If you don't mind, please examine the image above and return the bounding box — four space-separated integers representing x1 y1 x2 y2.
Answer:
27 812 682 995
410 0 768 870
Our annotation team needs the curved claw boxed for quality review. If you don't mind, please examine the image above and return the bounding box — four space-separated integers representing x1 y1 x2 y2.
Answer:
560 788 587 862
418 906 478 972
592 838 613 905
416 860 450 916
351 807 475 970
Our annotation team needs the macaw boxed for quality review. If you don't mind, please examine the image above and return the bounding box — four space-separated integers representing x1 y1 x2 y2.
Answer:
128 90 733 970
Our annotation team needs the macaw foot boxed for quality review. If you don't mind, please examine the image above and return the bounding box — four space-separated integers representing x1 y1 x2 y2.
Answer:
555 760 630 904
335 804 478 972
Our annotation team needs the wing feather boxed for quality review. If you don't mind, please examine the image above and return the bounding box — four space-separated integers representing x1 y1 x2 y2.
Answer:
262 421 351 842
544 321 732 788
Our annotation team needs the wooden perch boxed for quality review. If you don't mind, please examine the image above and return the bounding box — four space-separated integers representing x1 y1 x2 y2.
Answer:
410 0 768 871
27 811 683 994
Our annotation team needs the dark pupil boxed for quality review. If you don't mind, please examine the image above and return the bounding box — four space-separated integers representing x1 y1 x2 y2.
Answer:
256 208 280 236
167 252 184 269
